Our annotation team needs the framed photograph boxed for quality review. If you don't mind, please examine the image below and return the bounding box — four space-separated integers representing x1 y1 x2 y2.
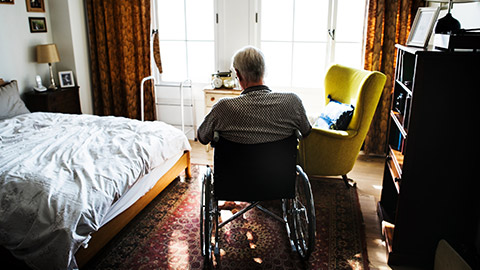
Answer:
26 0 44 12
28 17 47 33
59 71 75 88
0 0 15 5
406 7 440 48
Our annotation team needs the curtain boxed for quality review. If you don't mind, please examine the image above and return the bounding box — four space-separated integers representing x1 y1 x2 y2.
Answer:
363 0 424 155
85 0 156 121
153 30 163 74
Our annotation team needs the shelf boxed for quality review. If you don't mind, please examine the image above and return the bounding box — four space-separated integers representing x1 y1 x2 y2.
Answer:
387 146 403 193
379 44 480 268
382 220 395 253
395 44 438 55
156 98 194 107
390 111 408 138
390 147 403 173
395 80 413 96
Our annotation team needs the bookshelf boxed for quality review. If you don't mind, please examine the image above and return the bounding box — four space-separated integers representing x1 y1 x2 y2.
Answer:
377 45 480 268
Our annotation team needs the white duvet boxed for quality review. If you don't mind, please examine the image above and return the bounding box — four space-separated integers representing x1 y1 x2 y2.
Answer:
0 112 191 269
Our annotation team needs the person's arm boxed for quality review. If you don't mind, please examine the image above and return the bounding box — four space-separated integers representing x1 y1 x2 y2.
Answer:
294 95 312 138
197 106 218 145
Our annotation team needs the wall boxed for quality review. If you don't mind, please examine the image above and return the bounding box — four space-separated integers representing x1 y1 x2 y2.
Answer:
49 0 93 114
0 0 53 94
0 0 92 114
428 2 480 39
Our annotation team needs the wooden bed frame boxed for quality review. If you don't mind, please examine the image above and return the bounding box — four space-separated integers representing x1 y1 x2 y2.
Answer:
75 150 191 268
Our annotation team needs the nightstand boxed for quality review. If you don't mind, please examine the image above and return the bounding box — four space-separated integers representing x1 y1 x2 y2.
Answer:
25 86 81 114
203 87 241 151
204 87 242 115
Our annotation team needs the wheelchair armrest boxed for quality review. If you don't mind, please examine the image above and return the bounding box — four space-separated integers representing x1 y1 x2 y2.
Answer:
310 127 357 139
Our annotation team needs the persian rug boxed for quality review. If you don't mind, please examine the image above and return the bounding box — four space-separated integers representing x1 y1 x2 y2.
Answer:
85 165 369 270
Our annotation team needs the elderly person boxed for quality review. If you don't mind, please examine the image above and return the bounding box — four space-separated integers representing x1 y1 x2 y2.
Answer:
197 46 311 145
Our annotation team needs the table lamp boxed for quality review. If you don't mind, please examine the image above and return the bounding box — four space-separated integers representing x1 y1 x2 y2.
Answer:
428 0 480 34
36 44 60 90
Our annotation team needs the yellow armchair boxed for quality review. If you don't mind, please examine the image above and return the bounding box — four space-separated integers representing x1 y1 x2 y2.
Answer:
298 64 386 187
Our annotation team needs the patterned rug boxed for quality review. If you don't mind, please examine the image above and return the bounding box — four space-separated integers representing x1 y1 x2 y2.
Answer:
84 165 369 270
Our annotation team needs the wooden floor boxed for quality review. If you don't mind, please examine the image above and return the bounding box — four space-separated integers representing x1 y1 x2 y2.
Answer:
189 140 392 270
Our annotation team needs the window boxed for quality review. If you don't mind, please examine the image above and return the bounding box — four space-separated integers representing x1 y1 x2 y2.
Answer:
154 0 366 89
260 0 366 88
155 0 215 83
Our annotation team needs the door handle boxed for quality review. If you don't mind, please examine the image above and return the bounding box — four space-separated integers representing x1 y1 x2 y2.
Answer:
328 29 335 41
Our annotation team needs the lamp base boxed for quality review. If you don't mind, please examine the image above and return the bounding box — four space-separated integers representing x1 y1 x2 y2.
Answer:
47 63 57 90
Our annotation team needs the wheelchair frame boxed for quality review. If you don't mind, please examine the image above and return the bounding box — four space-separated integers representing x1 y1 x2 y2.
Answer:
200 132 316 268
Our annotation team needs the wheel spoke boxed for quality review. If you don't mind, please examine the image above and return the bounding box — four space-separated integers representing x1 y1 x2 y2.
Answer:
288 168 316 259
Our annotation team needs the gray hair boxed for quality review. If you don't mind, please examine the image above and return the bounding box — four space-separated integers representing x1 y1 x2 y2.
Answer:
232 46 265 83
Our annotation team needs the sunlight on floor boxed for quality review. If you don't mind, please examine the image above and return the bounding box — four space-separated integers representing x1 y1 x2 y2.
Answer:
347 253 363 270
253 257 263 264
168 230 190 268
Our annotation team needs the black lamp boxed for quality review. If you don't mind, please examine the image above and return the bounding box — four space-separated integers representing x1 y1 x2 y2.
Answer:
434 0 461 33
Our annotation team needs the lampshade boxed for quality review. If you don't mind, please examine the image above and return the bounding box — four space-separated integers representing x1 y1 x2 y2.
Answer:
36 44 60 63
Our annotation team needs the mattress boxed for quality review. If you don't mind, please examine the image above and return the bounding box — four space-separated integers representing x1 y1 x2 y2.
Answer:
99 151 184 227
0 112 191 269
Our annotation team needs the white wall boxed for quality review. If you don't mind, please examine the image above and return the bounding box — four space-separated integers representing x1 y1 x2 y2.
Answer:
434 2 480 29
0 0 53 94
0 0 92 114
50 0 93 114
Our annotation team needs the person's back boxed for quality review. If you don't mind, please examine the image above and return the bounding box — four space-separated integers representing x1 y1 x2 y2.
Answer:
197 46 311 145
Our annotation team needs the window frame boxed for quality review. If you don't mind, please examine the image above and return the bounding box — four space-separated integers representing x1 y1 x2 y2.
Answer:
256 0 367 89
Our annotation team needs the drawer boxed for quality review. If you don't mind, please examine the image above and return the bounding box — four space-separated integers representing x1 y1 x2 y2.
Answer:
205 93 231 107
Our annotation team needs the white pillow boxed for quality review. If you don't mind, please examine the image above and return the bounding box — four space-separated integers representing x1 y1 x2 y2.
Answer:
0 80 30 120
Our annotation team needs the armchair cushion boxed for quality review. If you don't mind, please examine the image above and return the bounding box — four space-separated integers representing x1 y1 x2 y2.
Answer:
314 95 354 130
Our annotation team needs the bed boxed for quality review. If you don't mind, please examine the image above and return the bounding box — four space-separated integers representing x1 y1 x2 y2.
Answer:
0 80 192 269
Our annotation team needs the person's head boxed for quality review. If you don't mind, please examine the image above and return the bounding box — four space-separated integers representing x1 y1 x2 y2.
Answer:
232 46 265 88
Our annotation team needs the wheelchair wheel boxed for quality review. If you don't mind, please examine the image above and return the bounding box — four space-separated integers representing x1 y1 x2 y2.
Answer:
283 165 316 260
200 166 219 268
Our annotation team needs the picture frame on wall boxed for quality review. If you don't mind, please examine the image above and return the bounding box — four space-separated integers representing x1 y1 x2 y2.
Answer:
59 71 75 88
26 0 45 12
406 7 440 48
28 17 47 33
0 0 15 4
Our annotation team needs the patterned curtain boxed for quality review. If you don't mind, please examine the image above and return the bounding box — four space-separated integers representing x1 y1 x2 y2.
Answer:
363 0 424 155
85 0 156 121
153 30 163 74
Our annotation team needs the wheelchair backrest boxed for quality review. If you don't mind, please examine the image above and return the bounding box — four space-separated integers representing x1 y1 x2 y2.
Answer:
213 135 298 201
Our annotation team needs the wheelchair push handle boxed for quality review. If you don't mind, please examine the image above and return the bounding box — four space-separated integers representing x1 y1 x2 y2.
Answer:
212 129 303 144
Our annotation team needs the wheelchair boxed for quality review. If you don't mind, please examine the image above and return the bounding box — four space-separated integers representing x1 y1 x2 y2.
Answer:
200 130 316 268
